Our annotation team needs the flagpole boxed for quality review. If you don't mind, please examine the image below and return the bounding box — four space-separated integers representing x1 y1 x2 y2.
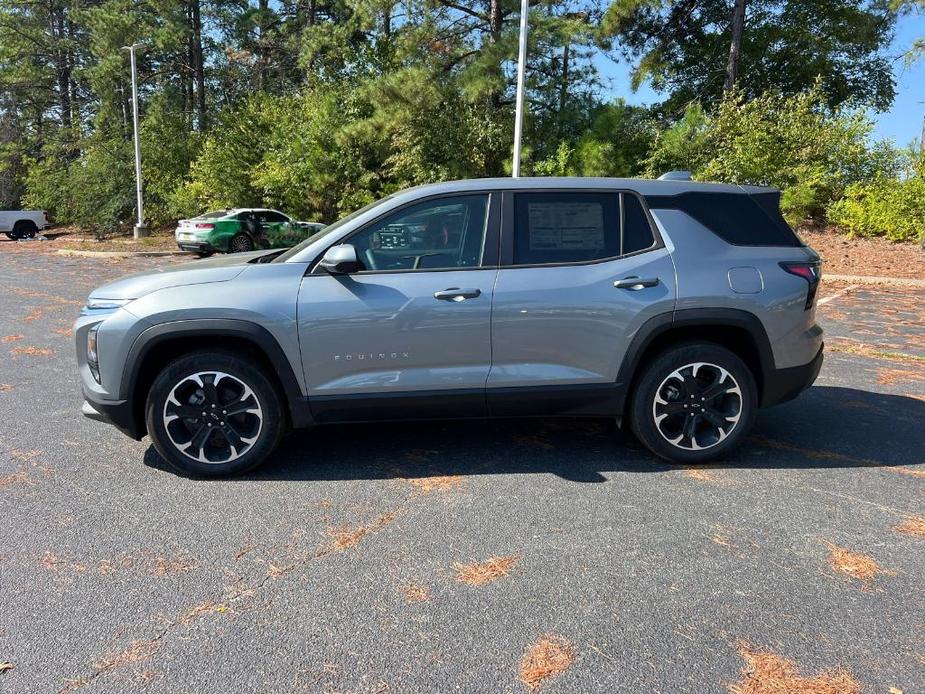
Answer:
123 42 147 238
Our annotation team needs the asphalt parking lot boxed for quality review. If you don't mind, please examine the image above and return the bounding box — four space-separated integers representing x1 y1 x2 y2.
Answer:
1 242 923 693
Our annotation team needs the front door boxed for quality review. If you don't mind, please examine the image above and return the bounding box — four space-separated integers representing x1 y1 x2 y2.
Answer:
297 193 499 422
487 190 677 416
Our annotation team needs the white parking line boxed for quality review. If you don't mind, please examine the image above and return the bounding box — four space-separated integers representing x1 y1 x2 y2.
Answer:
818 284 859 306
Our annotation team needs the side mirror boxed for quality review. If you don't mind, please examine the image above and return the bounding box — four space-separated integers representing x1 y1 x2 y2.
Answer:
320 244 362 274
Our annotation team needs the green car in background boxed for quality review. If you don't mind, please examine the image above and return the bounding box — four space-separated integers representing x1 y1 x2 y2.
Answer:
175 208 326 255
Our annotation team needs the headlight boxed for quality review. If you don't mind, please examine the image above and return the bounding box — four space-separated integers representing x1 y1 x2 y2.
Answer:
87 325 101 383
81 298 133 316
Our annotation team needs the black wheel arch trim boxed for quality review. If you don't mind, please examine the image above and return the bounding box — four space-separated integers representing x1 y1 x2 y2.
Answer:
615 307 778 411
121 319 313 436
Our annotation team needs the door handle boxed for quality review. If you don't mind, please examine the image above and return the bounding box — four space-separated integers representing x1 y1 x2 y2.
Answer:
434 287 481 301
614 277 660 290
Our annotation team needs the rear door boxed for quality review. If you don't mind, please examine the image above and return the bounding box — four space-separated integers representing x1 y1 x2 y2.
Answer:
297 192 500 422
261 210 299 247
487 189 677 416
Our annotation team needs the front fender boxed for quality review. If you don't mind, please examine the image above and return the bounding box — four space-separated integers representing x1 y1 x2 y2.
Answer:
121 318 312 429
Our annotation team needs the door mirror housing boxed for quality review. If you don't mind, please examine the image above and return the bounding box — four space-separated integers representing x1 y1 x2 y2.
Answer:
320 244 362 274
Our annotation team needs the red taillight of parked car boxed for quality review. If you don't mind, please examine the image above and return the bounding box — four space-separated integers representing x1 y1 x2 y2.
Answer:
780 261 821 309
194 223 214 229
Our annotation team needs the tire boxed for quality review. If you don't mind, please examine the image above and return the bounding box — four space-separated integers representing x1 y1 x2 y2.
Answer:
145 351 285 477
4 233 16 240
12 220 37 239
628 342 758 464
228 233 254 253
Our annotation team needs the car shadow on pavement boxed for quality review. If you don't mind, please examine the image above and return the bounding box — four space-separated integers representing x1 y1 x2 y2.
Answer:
142 386 925 482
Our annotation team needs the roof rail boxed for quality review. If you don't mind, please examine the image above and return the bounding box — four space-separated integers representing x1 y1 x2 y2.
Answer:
657 170 693 181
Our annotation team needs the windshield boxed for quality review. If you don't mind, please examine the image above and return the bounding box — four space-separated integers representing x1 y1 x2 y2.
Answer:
274 193 397 262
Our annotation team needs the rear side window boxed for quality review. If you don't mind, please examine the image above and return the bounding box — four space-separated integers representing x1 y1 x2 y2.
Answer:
512 192 657 265
645 191 802 247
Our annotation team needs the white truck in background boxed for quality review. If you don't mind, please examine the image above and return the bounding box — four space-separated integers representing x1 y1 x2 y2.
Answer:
1 210 50 239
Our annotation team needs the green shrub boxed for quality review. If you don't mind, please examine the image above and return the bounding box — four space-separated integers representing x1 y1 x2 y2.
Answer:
533 100 655 178
174 74 514 223
644 85 902 226
827 155 925 242
170 94 275 218
643 103 713 177
141 96 202 226
23 134 135 237
23 96 199 234
701 86 876 223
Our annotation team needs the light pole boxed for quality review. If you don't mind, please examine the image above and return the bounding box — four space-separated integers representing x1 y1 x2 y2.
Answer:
511 0 529 177
123 42 147 238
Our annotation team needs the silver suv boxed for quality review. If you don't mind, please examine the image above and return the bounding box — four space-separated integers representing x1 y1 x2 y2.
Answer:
75 178 823 477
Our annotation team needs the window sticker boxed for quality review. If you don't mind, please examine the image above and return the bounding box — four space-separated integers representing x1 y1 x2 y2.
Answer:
527 202 604 250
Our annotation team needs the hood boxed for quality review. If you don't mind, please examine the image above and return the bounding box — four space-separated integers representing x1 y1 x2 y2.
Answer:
88 250 274 301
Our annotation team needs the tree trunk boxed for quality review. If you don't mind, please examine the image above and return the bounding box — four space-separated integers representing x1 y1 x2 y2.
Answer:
257 0 269 91
190 0 206 130
185 1 194 125
119 81 129 133
487 0 503 108
51 5 72 131
67 16 80 134
488 0 502 44
723 0 746 92
558 42 570 116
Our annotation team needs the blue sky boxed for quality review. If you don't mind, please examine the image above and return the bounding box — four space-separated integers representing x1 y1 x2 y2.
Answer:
593 13 925 147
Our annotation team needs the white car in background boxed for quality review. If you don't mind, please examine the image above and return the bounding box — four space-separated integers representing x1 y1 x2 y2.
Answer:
0 210 50 240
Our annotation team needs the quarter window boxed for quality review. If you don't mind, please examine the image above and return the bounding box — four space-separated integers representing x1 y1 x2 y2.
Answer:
348 195 489 272
622 194 656 254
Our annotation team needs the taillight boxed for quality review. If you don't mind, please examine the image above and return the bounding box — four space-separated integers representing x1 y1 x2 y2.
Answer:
194 223 214 229
780 261 821 309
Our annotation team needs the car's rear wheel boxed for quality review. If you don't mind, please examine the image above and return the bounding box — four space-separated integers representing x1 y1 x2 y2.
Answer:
145 351 284 477
229 233 254 253
13 220 37 239
629 342 757 464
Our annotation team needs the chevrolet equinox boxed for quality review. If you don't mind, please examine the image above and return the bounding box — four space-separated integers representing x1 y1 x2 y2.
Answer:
75 178 823 477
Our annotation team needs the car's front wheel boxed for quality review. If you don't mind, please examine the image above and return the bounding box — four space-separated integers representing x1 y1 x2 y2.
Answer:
145 351 284 477
629 342 757 464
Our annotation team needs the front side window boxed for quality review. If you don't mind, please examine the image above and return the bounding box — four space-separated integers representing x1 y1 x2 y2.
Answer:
513 193 620 265
348 195 489 272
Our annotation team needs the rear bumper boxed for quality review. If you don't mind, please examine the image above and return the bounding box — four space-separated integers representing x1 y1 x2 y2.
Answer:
761 343 823 408
177 241 216 254
81 392 143 440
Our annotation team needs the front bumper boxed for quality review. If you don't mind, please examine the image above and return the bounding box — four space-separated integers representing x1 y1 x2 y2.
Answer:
81 391 143 440
761 343 824 408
